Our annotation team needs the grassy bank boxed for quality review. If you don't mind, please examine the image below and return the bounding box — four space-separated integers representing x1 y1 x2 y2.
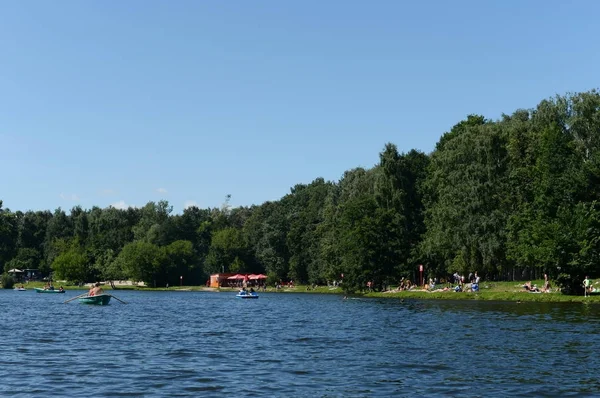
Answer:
365 280 600 303
16 280 600 303
216 280 600 303
217 280 600 303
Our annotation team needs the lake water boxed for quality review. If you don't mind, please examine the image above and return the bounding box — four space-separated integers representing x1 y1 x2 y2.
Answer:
1 289 599 397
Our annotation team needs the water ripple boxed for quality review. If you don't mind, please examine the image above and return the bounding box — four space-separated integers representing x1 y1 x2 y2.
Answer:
2 290 600 396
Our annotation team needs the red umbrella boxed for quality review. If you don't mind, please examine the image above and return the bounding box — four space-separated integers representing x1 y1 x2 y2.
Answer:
249 274 267 280
227 274 245 280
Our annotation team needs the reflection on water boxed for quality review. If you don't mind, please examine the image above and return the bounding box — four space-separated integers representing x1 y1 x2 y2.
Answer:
1 290 599 397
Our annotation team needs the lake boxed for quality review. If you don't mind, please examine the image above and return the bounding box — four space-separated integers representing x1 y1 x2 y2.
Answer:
1 289 599 397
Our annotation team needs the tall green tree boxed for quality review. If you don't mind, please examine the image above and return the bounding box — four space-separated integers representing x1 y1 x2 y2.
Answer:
114 241 166 287
205 227 248 274
286 178 331 284
132 201 174 245
375 145 429 276
0 202 18 270
421 117 509 278
51 239 89 283
337 194 402 292
244 201 290 281
43 208 73 274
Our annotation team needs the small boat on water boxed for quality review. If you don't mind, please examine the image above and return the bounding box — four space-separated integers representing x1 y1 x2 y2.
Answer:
236 292 259 299
34 288 65 294
78 294 111 305
14 287 26 291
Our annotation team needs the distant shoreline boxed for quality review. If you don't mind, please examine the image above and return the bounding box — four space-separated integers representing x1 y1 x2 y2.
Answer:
11 280 600 303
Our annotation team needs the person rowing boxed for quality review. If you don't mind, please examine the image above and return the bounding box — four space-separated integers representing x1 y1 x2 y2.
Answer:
88 282 104 297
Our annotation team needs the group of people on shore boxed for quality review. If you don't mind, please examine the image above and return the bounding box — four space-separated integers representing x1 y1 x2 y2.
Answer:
451 272 480 288
522 274 551 293
449 272 482 292
383 273 482 293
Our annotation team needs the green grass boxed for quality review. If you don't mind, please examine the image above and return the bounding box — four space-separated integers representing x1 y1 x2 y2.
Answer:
17 281 129 291
16 279 600 303
365 280 600 303
234 280 600 303
18 281 79 290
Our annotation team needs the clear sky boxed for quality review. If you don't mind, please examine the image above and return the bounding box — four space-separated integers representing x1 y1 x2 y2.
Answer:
1 0 599 213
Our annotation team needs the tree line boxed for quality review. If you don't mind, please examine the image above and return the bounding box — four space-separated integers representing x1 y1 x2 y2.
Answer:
2 90 600 294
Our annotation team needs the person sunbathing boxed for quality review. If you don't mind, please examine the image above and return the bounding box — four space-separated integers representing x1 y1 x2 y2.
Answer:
523 282 540 292
529 285 540 293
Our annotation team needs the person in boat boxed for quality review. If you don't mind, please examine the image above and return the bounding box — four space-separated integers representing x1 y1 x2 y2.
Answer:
89 283 104 296
249 287 255 295
93 283 104 296
239 287 247 295
58 286 64 292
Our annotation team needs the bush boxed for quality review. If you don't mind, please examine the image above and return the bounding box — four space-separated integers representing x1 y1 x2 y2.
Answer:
555 273 585 295
1 273 15 289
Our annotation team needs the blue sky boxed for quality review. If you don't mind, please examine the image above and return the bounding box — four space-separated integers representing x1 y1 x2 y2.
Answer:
1 0 599 213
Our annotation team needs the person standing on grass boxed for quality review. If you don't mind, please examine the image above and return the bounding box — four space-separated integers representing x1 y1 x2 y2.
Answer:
584 276 592 293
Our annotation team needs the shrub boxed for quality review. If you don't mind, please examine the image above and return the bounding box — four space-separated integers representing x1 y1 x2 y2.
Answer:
1 273 15 289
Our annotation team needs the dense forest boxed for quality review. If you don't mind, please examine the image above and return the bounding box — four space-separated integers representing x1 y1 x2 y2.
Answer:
2 90 600 294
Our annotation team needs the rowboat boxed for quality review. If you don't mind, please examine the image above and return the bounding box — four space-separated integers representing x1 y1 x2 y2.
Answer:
34 288 65 294
78 294 111 305
236 292 259 299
